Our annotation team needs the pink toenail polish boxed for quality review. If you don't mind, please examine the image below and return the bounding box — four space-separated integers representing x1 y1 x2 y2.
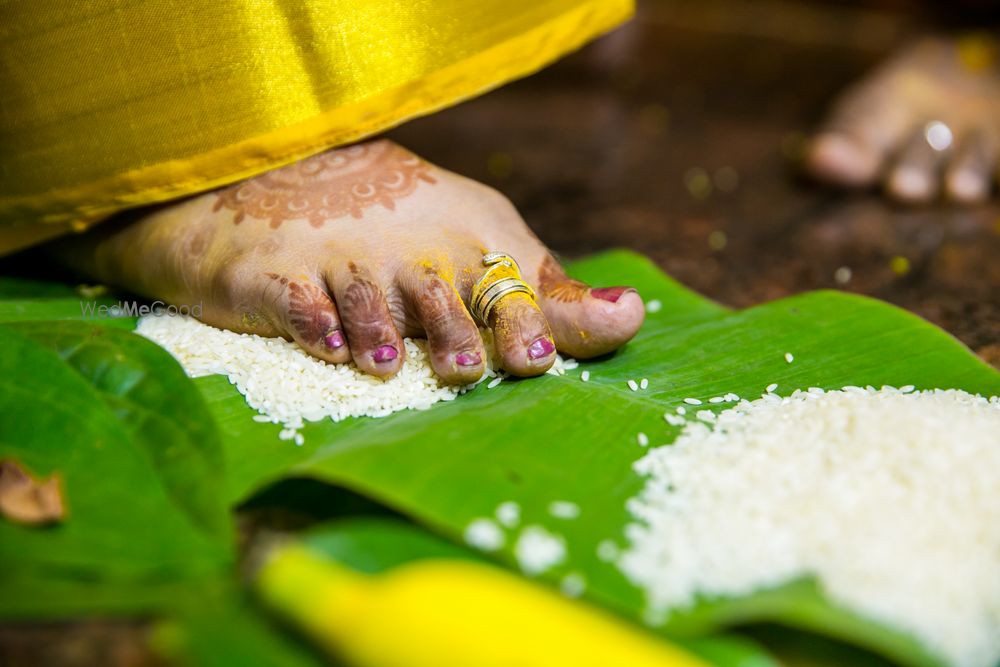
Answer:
590 286 635 303
455 351 482 366
373 345 398 363
324 330 346 349
528 336 555 360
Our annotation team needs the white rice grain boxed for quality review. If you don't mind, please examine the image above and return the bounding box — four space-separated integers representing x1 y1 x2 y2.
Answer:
496 501 521 528
560 572 587 597
464 518 505 552
515 526 566 576
618 386 1000 667
549 500 581 520
137 313 573 435
597 539 620 562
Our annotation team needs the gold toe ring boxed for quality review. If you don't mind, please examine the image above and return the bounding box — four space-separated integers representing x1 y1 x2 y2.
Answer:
470 251 535 325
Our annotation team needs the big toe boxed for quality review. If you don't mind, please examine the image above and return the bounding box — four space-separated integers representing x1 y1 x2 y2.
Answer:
806 132 883 187
535 257 644 358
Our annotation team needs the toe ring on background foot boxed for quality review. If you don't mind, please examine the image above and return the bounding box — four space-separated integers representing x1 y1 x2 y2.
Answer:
924 120 953 152
470 251 536 325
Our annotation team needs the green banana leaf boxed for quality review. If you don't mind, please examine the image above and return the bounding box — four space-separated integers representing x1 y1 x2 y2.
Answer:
192 251 998 667
2 251 996 666
0 322 233 617
0 279 132 327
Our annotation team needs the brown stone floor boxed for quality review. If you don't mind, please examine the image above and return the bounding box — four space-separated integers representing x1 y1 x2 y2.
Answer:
390 0 1000 367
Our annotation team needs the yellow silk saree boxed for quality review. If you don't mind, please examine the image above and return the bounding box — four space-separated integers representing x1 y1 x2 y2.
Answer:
0 0 632 254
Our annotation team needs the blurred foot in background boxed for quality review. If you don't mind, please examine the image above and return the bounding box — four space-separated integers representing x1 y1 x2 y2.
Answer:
807 34 1000 204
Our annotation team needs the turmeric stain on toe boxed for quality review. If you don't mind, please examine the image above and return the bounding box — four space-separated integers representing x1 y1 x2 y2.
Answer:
241 311 262 329
414 252 457 284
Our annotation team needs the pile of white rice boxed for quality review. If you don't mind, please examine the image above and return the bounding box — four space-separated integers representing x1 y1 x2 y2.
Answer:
618 385 1000 667
136 313 575 443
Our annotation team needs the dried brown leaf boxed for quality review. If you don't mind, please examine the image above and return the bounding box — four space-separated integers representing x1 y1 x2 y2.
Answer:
0 458 66 525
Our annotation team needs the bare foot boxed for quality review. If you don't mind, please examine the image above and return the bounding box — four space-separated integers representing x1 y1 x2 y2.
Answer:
59 140 644 383
807 35 1000 204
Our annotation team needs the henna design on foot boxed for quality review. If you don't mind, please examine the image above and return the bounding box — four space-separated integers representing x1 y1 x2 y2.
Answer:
212 140 437 228
537 255 589 303
286 281 337 345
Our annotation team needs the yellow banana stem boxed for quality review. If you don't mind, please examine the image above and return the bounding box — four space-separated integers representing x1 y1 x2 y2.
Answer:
256 544 711 667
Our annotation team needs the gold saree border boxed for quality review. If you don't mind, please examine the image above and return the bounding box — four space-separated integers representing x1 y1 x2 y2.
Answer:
0 0 632 255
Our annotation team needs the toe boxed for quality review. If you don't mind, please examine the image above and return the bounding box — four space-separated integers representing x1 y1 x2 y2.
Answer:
807 69 914 187
327 263 405 379
886 128 946 203
488 290 555 377
399 266 486 385
945 129 995 204
807 132 884 187
533 255 644 358
259 272 349 364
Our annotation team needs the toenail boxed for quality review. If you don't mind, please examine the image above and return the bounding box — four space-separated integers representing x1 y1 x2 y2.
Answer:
373 345 398 363
590 286 636 303
324 330 346 349
527 336 555 360
456 351 482 366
